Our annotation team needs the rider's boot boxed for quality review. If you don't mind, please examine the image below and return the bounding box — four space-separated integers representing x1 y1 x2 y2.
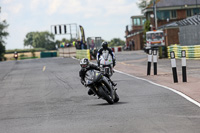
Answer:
88 89 94 95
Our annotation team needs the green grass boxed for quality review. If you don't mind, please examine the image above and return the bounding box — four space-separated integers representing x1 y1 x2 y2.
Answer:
6 48 46 54
20 57 39 60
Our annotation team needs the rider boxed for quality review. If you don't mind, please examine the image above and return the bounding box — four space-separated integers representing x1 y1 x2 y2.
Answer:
97 41 116 67
79 58 116 95
14 51 18 60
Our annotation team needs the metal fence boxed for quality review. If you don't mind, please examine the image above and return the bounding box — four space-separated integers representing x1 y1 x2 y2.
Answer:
179 25 200 46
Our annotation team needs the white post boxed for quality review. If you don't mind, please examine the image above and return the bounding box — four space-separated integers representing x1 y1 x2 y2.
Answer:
181 50 187 82
153 49 157 75
147 50 152 75
170 51 178 83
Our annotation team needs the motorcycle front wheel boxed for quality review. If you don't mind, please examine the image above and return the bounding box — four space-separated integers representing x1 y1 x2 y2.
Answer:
98 86 114 104
114 91 119 103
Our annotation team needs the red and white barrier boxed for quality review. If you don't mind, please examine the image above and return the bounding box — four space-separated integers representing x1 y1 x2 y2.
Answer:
112 47 122 53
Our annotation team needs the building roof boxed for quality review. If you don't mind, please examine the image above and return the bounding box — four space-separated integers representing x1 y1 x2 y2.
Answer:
156 0 199 8
131 15 145 19
176 14 200 26
148 0 199 8
144 0 200 12
158 21 178 29
158 14 200 29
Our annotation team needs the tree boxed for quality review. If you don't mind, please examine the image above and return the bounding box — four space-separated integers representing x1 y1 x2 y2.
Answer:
143 20 151 44
0 20 9 61
108 38 125 47
137 0 153 9
24 32 34 47
144 20 151 33
0 42 6 61
24 31 56 50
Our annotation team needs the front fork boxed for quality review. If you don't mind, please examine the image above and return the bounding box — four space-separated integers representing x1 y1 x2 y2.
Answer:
101 80 114 99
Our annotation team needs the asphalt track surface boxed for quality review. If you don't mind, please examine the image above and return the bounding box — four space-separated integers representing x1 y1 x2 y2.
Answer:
0 57 200 133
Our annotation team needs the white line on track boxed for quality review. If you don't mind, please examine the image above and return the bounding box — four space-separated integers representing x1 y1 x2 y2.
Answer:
114 69 200 108
43 66 46 71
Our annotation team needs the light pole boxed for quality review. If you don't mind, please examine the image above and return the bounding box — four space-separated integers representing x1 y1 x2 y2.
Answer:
0 6 1 20
153 0 158 29
196 0 197 9
196 0 198 15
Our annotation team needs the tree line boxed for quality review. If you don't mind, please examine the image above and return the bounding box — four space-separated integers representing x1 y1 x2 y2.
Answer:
0 20 9 61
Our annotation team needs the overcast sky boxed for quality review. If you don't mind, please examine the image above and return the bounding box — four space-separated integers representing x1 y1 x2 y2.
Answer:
0 0 142 50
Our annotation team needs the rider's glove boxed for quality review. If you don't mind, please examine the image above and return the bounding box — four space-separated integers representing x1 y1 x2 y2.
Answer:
81 79 85 85
81 79 87 87
84 83 87 87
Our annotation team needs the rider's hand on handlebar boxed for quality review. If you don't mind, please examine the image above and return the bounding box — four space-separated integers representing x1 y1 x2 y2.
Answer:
81 79 85 85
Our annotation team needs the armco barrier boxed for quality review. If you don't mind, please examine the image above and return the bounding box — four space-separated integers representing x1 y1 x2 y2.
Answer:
167 44 200 58
76 49 90 60
40 52 57 58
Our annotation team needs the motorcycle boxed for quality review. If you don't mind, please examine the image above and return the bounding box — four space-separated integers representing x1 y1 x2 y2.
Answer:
14 53 18 60
84 69 119 104
99 50 115 77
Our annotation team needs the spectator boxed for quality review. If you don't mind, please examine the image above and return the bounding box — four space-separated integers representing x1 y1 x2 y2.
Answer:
66 42 70 47
76 41 81 49
129 40 132 50
84 43 87 49
81 43 84 49
60 42 65 48
90 40 95 50
80 40 84 49
73 41 76 47
131 39 135 50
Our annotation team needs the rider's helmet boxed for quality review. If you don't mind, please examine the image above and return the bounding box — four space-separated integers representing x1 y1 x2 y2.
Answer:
80 58 89 69
102 41 108 50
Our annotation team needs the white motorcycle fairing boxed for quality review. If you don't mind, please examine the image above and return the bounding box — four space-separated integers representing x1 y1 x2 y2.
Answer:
99 50 114 77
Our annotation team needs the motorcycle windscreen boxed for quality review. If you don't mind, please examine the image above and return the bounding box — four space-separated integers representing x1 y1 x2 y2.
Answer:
100 50 113 65
85 70 95 85
85 70 102 85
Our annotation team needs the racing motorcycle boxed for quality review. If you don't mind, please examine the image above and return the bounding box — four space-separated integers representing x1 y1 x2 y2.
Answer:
85 69 119 104
14 53 18 60
99 50 115 77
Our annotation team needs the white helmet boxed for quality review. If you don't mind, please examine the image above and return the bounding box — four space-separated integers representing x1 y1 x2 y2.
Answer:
80 58 89 68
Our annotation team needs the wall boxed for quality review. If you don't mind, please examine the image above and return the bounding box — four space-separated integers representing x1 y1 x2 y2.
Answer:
177 9 187 19
130 25 143 33
149 9 187 28
126 32 144 50
179 25 200 46
58 47 76 57
164 28 180 47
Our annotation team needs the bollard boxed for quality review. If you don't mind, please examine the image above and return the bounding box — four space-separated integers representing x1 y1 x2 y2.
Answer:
170 51 178 83
147 50 152 75
181 50 187 82
153 49 157 75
